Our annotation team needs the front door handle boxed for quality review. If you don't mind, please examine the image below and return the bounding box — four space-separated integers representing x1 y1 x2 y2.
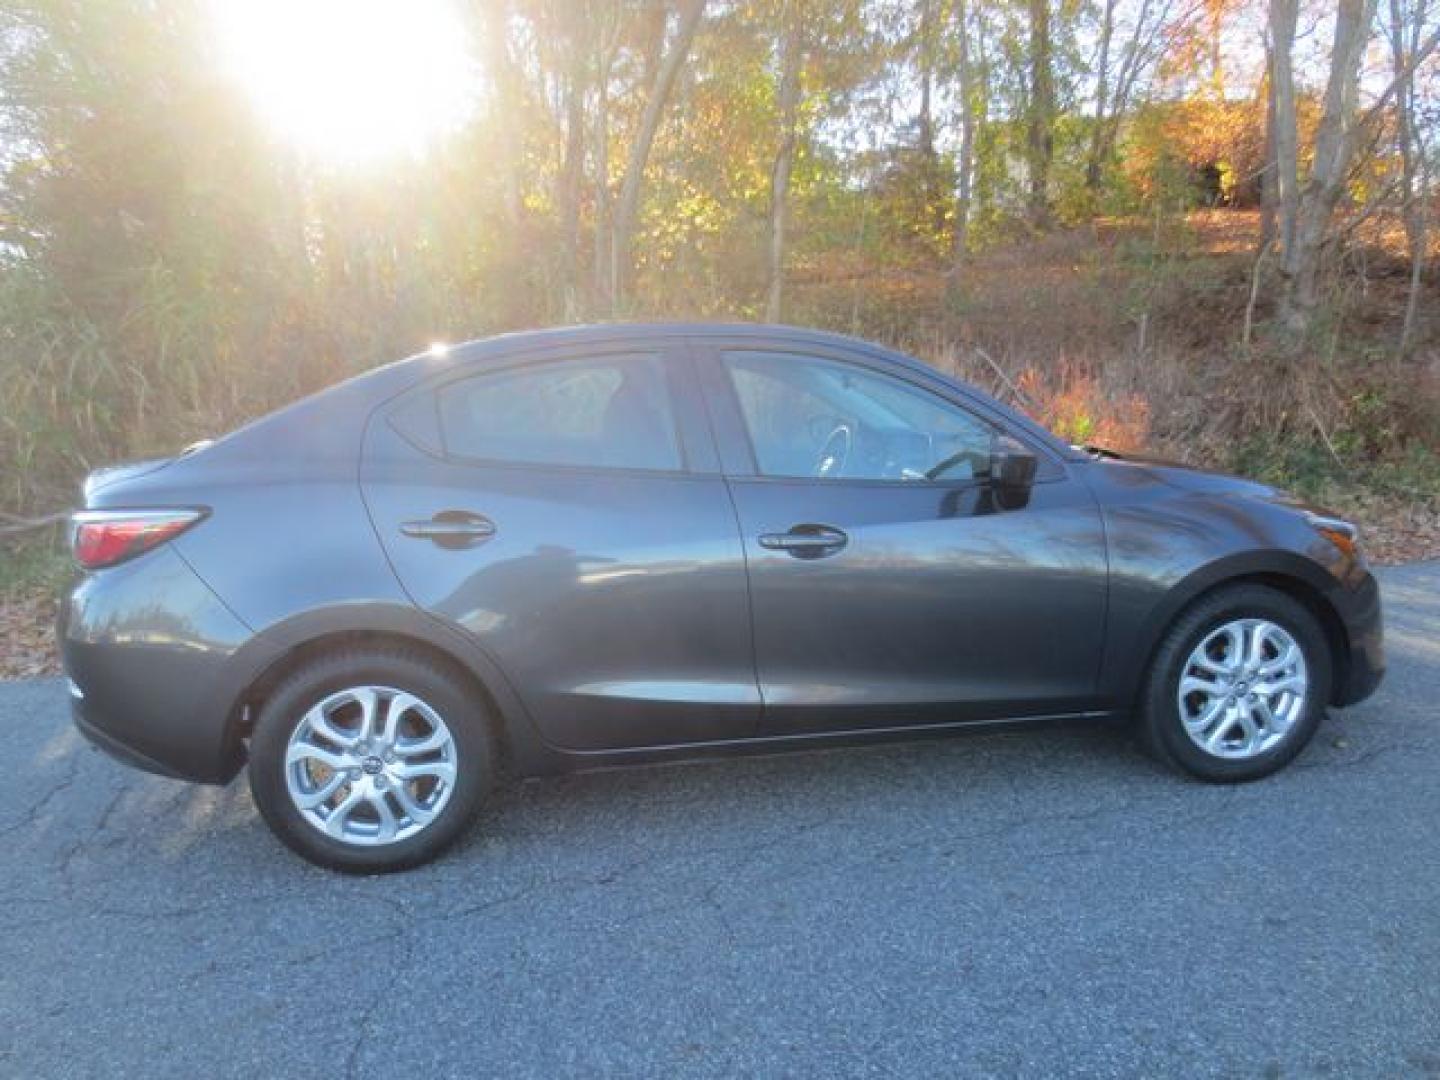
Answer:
758 524 848 558
400 511 495 549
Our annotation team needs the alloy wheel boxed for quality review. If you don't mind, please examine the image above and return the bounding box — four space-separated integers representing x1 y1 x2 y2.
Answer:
284 685 458 846
1177 618 1309 760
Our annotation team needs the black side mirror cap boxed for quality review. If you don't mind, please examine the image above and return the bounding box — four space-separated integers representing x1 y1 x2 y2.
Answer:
991 435 1038 493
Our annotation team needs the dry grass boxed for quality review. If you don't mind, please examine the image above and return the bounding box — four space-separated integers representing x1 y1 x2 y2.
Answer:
800 211 1438 478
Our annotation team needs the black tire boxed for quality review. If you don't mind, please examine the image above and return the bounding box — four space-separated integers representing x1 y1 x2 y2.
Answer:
1139 584 1332 782
248 647 494 873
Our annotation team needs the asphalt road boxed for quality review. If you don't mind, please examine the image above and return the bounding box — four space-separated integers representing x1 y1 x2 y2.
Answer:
1 564 1437 1079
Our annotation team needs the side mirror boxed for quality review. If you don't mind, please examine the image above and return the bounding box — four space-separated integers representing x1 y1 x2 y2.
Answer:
990 435 1038 501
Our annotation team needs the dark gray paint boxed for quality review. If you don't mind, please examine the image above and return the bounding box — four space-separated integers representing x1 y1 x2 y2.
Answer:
57 324 1385 784
725 475 1109 729
362 432 759 751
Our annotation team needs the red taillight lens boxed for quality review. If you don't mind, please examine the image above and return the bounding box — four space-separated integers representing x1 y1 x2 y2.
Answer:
70 509 205 569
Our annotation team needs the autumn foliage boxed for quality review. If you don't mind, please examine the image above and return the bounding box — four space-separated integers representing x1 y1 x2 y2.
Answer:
1017 361 1152 453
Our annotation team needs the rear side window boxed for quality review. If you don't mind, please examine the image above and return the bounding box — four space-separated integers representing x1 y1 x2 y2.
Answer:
437 353 682 471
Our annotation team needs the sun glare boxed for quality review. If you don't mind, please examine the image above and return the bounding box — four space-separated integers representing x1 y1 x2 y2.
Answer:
211 0 477 162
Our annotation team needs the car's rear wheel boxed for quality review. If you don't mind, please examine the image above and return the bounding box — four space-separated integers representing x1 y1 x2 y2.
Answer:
248 648 493 873
1139 584 1332 782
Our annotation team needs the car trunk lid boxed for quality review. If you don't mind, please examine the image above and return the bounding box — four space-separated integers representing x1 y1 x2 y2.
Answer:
80 441 211 505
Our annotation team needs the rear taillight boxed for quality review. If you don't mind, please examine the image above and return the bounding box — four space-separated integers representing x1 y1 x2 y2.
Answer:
70 509 206 569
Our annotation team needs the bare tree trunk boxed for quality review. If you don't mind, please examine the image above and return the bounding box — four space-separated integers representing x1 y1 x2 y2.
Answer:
1026 0 1054 228
1086 0 1161 196
1259 41 1278 249
1085 0 1116 191
483 0 526 235
609 0 706 314
1269 0 1299 268
591 20 621 312
910 0 944 233
558 24 589 319
917 0 936 161
766 0 803 324
969 12 993 234
1387 0 1430 355
950 0 976 288
1279 0 1378 331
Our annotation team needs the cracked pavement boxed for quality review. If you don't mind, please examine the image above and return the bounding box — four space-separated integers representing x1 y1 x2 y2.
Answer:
1 562 1437 1078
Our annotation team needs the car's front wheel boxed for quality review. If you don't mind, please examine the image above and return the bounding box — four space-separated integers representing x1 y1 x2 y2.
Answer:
248 648 493 873
1140 584 1332 782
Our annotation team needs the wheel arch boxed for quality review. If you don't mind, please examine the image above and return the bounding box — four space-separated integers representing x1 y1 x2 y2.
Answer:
1125 553 1352 709
223 604 556 779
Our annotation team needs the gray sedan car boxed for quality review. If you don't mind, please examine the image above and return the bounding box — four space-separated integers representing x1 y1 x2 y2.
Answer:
60 324 1384 871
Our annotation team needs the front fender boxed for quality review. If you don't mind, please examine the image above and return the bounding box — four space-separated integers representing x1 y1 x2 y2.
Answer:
1100 548 1349 707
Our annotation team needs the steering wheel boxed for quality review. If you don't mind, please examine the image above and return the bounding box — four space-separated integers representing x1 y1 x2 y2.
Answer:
815 423 852 478
924 446 987 481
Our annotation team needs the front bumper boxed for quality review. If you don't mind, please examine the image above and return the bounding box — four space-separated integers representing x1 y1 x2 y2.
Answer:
59 546 265 785
1331 566 1385 707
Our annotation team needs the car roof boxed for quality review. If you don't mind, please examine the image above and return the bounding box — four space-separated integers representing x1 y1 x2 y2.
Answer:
442 322 908 365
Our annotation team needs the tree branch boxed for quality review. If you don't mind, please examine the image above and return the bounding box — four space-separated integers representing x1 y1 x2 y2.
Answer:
0 511 68 535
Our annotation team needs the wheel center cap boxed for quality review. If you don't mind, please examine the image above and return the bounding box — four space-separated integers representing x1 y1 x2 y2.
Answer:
361 756 384 775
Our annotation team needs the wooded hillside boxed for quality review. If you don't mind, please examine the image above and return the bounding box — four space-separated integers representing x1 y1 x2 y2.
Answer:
1 0 1437 555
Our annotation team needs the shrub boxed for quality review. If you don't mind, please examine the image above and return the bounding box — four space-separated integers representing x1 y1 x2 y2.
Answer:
1015 360 1151 452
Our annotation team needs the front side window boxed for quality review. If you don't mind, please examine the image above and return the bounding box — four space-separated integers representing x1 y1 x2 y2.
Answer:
723 351 996 481
439 353 682 471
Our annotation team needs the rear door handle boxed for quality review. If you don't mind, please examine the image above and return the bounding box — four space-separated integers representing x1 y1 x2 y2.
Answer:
758 524 848 558
400 511 495 549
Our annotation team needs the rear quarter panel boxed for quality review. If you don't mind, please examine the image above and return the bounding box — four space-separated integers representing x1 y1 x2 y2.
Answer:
79 357 572 774
88 368 417 634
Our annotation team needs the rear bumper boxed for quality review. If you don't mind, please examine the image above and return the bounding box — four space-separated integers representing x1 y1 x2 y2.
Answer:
1331 566 1385 707
58 546 271 785
71 686 197 780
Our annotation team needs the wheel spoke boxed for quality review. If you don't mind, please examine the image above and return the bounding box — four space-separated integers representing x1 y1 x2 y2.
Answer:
1185 696 1226 734
1251 697 1286 737
1192 652 1235 676
397 728 450 756
368 791 399 842
353 687 380 742
323 785 367 838
1204 708 1237 750
391 782 437 826
392 759 457 786
380 692 422 747
1234 706 1261 752
1257 645 1299 678
1257 675 1305 697
1245 622 1270 667
1220 625 1244 666
306 704 360 751
1180 675 1226 699
293 771 348 810
286 740 350 771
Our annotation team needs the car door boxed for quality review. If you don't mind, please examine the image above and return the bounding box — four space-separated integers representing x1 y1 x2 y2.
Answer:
361 339 759 751
693 338 1109 735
